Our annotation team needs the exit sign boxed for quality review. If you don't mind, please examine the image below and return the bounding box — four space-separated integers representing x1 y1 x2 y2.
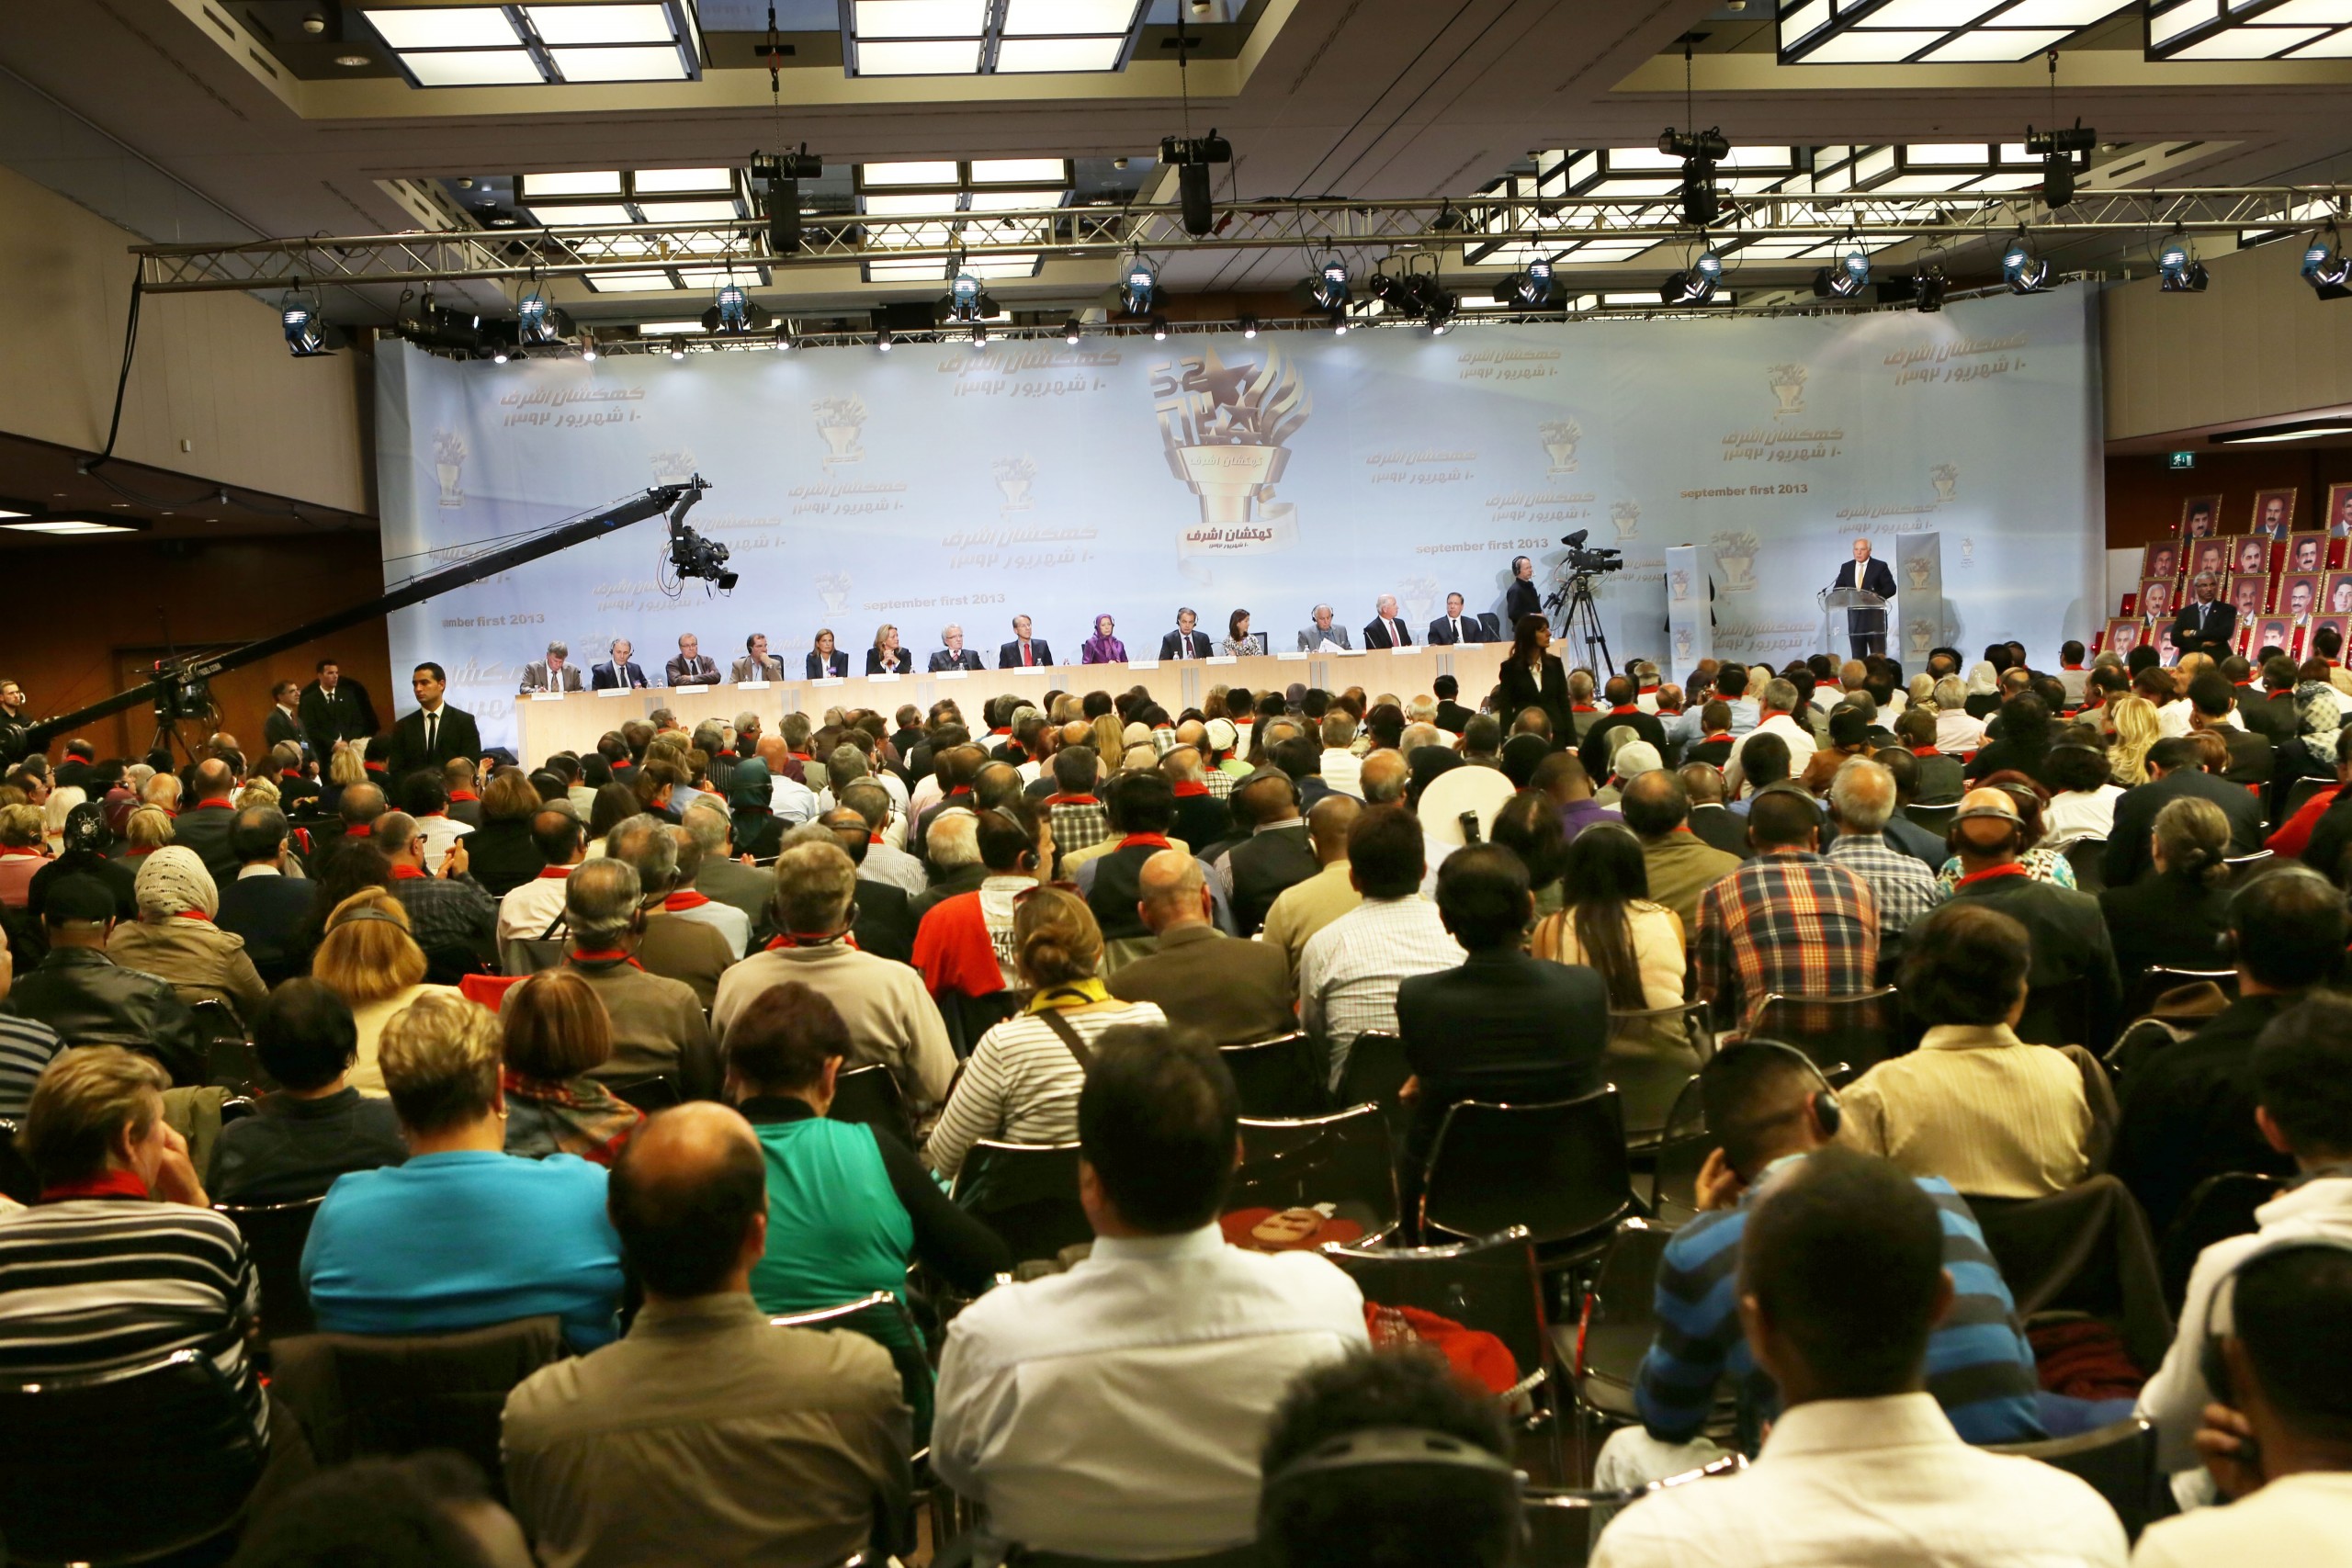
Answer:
2169 451 2198 470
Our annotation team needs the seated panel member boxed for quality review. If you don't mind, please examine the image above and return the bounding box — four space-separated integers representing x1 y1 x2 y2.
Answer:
930 624 986 672
518 640 585 694
666 632 719 687
1159 607 1208 661
805 626 848 679
1298 604 1352 652
1428 592 1490 645
1363 595 1413 650
866 623 909 675
591 638 650 690
730 633 785 683
1218 609 1261 658
999 614 1053 669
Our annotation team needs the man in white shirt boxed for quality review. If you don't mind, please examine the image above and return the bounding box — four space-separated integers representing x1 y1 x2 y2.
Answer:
1724 678 1820 797
2136 991 2352 1506
931 1028 1367 1562
1591 1146 2127 1568
1299 806 1463 1089
497 808 588 947
1317 712 1364 800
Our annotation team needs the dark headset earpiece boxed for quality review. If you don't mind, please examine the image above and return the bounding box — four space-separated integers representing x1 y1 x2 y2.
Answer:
1705 1039 1842 1177
2195 1235 2352 1415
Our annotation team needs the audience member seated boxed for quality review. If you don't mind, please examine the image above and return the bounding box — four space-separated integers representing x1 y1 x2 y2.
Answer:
1840 903 2091 1198
170 757 243 878
932 1027 1367 1562
1260 795 1362 985
228 1450 529 1568
1300 806 1462 1091
601 814 731 1008
1677 761 1751 860
724 981 1007 1327
553 859 718 1103
210 979 407 1204
1939 786 2119 1046
311 887 460 1096
376 810 497 980
2135 990 2352 1510
1931 771 2076 894
500 970 642 1166
2098 795 2236 982
2115 867 2344 1237
911 813 989 921
1531 822 1684 1010
0 802 48 908
2105 734 2266 887
215 806 320 989
4 875 204 1083
26 800 135 919
1222 771 1322 936
1724 679 1820 797
0 946 63 1120
925 888 1165 1179
459 769 548 899
2188 670 2276 788
1108 850 1295 1043
1894 706 1965 804
2040 740 2124 849
1618 769 1739 935
717 840 955 1118
2271 726 2352 863
496 807 588 947
1823 756 1939 942
1258 1349 1521 1568
1081 771 1186 942
1532 750 1621 844
105 845 268 1020
501 1101 910 1568
301 990 625 1348
657 821 750 961
1693 788 1880 1032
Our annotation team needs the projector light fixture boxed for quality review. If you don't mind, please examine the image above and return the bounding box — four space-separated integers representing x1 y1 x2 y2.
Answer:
1329 309 1350 335
2024 119 2093 209
1308 257 1350 313
580 330 598 362
1814 245 1871 299
1661 247 1724 306
1120 254 1158 316
1914 263 1948 313
1150 315 1169 342
2002 231 2051 294
2158 230 2209 293
876 329 894 352
668 343 685 361
1515 257 1555 308
703 280 772 334
1160 129 1232 237
943 268 998 325
1239 315 1259 339
516 288 567 344
1063 317 1083 344
752 144 822 256
969 323 989 348
279 284 336 356
2305 229 2352 299
1660 126 1728 229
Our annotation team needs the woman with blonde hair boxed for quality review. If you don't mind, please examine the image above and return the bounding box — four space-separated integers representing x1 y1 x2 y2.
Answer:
1908 672 1938 710
235 776 281 811
2107 694 2161 786
866 623 906 675
122 805 175 858
107 845 268 1019
321 740 366 815
311 887 460 1094
40 785 85 855
1090 712 1126 765
499 969 640 1166
0 802 48 908
922 887 1165 1179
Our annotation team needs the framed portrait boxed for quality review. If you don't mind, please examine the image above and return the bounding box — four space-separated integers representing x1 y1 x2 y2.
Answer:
2142 540 2184 582
2327 482 2352 539
2137 577 2177 621
2255 618 2295 657
2284 530 2331 576
2185 537 2231 582
2226 572 2269 623
2325 572 2352 617
2227 534 2273 579
2280 573 2325 623
2103 616 2144 658
2178 493 2224 538
2251 488 2299 539
2315 614 2352 657
2155 623 2184 666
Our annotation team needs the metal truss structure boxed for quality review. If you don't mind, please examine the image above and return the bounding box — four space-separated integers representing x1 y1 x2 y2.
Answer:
129 186 2352 295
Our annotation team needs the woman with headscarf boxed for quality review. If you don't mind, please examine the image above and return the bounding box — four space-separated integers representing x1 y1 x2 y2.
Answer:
1080 613 1127 665
726 756 784 861
27 800 138 919
41 786 85 856
1962 660 2004 720
107 844 269 1019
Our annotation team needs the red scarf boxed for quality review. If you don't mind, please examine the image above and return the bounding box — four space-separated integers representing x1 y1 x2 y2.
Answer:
41 1170 150 1202
1117 833 1173 852
280 769 304 782
173 910 215 925
365 761 387 773
537 865 573 880
1912 745 1941 758
570 947 645 968
1610 704 1639 716
1045 793 1099 807
195 797 234 811
390 863 426 880
345 824 372 838
0 845 42 858
763 931 859 952
1954 863 2033 889
448 790 479 803
1172 781 1210 797
1702 732 1732 745
663 890 711 912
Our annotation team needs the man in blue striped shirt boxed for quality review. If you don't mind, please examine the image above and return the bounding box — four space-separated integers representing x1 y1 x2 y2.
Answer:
1598 1042 2044 1485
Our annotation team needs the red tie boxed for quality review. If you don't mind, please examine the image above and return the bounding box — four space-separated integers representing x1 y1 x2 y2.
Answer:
1023 641 1033 667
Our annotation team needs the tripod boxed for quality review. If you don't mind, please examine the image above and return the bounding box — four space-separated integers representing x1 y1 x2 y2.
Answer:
1545 571 1615 676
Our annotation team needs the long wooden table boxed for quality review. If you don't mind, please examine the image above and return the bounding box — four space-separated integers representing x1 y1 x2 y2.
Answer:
514 645 1510 760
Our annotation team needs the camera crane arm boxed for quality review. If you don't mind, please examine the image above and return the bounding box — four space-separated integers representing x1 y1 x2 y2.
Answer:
11 477 710 759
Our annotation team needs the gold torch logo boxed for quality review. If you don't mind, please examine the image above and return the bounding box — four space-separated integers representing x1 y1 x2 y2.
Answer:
1153 344 1311 556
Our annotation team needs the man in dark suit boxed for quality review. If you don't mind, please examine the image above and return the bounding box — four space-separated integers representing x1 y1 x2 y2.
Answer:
517 640 586 694
1396 843 1609 1230
298 659 377 757
2186 672 2274 788
1108 851 1292 1043
386 662 483 784
263 682 307 757
1503 556 1543 629
1222 771 1320 935
1426 592 1490 647
2172 572 2237 662
1577 675 1668 782
1431 675 1476 738
1942 788 2120 1050
998 615 1053 669
214 805 319 988
1363 595 1413 650
1679 762 1750 859
2104 735 2267 886
2238 655 2302 749
1830 537 1898 659
927 625 986 672
1162 747 1231 851
591 637 650 691
1158 608 1208 661
664 633 720 687
170 758 243 879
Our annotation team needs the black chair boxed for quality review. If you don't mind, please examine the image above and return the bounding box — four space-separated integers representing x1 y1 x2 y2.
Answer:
1646 1077 1714 1224
2224 849 2285 887
217 1194 326 1342
606 1073 680 1111
2278 773 2333 824
1989 1417 2164 1541
1904 801 1958 834
1562 1218 1682 1439
2159 1170 2281 1316
1219 1032 1328 1119
0 1113 36 1205
773 1291 937 1471
1742 987 1898 1074
2018 975 2105 1053
938 990 1021 1060
189 997 259 1092
1420 1090 1636 1266
950 1140 1090 1266
831 1063 916 1148
0 1348 265 1566
1603 1001 1712 1150
1230 1104 1397 1233
2063 836 2108 894
1334 1030 1410 1119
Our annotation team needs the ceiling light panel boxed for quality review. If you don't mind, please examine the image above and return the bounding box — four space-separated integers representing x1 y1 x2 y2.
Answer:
404 49 545 85
1001 0 1136 30
1777 0 2132 62
632 167 735 195
583 271 682 291
362 6 521 48
2150 0 2352 55
521 3 673 42
842 0 1146 75
970 158 1072 184
365 2 702 87
518 170 624 197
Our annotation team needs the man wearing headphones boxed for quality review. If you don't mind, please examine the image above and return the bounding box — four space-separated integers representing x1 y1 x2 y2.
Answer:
2135 989 2352 1510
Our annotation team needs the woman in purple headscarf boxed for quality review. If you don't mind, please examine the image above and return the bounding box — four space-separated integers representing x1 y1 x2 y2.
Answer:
1080 614 1127 664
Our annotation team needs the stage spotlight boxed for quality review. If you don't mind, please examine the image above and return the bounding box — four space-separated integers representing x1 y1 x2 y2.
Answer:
1329 310 1349 335
1914 265 1947 313
1121 255 1159 316
1309 258 1350 312
1161 129 1232 238
1660 248 1724 306
2158 232 2209 293
1063 317 1083 344
1370 269 1418 321
1151 315 1169 341
2002 233 2051 295
969 324 988 348
943 269 999 326
2025 121 2093 209
2305 230 2352 299
876 329 894 352
1240 315 1258 339
1813 246 1871 300
703 281 771 335
752 145 821 255
1514 258 1554 308
1661 127 1728 229
517 290 565 344
492 346 510 364
1428 295 1456 334
580 329 598 363
669 343 685 361
279 286 335 356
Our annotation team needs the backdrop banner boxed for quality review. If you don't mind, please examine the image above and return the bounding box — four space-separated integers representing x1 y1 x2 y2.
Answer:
1894 530 1948 668
375 286 2102 748
1663 544 1713 674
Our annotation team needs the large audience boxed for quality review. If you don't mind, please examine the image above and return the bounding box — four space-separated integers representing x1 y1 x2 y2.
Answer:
3 625 2351 1566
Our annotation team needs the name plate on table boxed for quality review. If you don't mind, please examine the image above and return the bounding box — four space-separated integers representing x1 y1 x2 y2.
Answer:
1389 644 1417 654
529 691 567 702
812 677 845 687
869 672 901 682
1206 655 1238 665
1333 649 1367 658
936 670 968 680
1278 651 1309 661
736 680 771 690
675 684 710 695
597 687 633 698
1128 660 1160 671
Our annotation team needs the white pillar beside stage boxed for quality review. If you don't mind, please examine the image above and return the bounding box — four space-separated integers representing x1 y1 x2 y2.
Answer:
1894 532 1947 666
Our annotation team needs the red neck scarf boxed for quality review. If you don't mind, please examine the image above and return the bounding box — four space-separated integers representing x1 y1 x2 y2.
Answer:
1118 833 1173 852
447 790 479 803
1912 745 1941 758
345 824 372 838
537 865 573 880
0 846 42 858
42 1170 150 1202
1045 793 1099 807
763 931 859 952
569 947 645 968
1171 781 1210 797
1955 862 2033 888
1611 704 1639 716
663 890 710 912
390 863 426 880
196 798 234 811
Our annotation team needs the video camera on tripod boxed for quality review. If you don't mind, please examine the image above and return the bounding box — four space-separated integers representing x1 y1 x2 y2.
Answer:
1545 528 1622 676
1559 528 1624 577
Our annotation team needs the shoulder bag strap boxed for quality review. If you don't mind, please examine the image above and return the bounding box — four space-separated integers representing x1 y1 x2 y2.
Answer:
1036 1007 1093 1071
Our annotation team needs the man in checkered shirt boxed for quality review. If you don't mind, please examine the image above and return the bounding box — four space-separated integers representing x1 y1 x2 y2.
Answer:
1823 756 1939 939
1695 784 1880 1032
1041 744 1112 861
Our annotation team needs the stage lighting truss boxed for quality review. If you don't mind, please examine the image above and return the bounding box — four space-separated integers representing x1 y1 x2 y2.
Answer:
854 159 1071 284
1777 0 2133 64
2148 0 2352 61
2001 231 2052 293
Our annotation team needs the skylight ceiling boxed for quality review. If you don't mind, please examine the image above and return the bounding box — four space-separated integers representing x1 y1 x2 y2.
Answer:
2148 0 2352 59
842 0 1149 76
513 168 763 290
1776 0 2135 64
361 2 702 85
853 159 1072 282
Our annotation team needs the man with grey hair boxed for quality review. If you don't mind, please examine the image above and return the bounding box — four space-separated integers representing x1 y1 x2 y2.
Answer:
2174 568 2235 661
560 856 718 1099
929 624 984 672
913 811 989 920
605 813 733 1008
710 840 956 1115
1724 677 1819 796
1317 712 1363 800
665 823 750 959
1363 593 1411 650
378 808 496 963
835 780 926 897
518 640 584 694
1298 604 1351 653
730 633 786 684
679 805 771 935
1825 757 1939 938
